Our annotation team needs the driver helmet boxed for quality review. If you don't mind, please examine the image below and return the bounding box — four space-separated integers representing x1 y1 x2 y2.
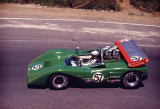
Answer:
91 50 99 56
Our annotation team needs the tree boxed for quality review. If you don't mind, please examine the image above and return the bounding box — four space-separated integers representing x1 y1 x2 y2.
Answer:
114 0 117 11
25 0 29 3
69 0 95 9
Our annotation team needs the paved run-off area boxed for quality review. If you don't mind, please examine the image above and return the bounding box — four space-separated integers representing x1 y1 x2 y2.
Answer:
0 3 160 25
0 18 160 109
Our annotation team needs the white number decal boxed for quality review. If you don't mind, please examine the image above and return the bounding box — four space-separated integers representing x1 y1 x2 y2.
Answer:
92 73 104 82
32 64 42 70
131 56 142 61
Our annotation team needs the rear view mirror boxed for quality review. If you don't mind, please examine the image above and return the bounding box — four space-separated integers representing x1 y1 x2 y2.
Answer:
75 47 79 54
78 59 82 67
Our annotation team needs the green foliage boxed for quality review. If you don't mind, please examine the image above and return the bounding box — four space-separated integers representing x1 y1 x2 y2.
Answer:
130 0 160 12
116 4 121 11
81 0 121 11
0 0 122 11
13 0 19 3
32 0 70 7
0 0 27 3
1 0 12 2
0 0 4 2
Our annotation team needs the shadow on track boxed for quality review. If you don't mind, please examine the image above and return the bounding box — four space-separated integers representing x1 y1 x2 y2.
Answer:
27 77 144 90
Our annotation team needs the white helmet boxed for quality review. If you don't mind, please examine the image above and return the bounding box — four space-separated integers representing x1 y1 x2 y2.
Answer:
91 50 99 56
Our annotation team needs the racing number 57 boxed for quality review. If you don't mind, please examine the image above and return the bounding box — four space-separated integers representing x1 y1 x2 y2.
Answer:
92 73 104 82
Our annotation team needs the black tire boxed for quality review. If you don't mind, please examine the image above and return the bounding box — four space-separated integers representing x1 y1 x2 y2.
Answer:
49 74 69 90
122 72 141 89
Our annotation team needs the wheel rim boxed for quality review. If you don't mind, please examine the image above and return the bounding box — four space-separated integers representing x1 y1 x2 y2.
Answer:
125 72 139 87
52 75 68 89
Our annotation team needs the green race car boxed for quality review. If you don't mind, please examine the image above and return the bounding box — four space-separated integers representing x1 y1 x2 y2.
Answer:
27 39 150 90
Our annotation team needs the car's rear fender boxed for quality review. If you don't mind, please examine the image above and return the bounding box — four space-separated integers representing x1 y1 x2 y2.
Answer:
122 65 148 80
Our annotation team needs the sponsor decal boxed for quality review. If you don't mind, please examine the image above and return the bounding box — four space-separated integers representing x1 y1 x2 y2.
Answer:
85 79 92 83
92 72 104 82
58 56 61 59
91 70 103 73
131 56 142 61
32 64 42 70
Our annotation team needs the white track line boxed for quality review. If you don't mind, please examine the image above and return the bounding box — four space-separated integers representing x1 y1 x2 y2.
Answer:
0 17 160 28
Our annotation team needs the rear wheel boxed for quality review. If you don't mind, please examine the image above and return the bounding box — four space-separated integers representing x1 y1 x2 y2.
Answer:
49 74 68 90
122 72 141 89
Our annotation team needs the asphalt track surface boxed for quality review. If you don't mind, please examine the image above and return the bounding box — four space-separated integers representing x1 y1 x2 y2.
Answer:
0 18 160 109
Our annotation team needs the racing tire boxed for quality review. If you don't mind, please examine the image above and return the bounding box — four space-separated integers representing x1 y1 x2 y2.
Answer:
121 72 142 89
49 74 69 90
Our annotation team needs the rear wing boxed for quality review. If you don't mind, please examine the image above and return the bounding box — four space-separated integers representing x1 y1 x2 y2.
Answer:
116 39 150 67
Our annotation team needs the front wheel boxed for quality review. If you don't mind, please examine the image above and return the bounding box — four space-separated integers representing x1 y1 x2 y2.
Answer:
122 72 141 89
49 74 69 90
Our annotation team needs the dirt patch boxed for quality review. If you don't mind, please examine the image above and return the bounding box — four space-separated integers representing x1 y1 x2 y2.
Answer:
0 3 160 25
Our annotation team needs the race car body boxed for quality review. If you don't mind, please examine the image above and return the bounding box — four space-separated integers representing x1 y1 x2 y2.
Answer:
27 39 149 90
